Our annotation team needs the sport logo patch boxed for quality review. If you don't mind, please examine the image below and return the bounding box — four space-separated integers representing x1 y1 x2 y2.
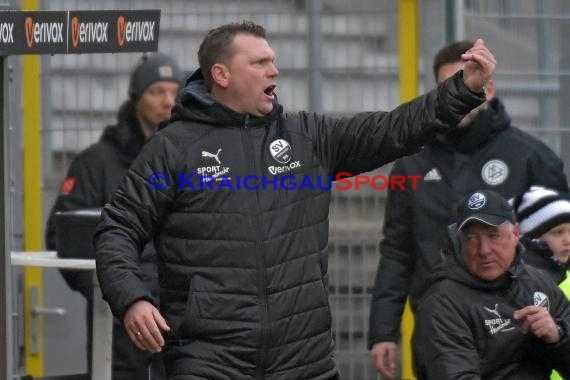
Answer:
483 304 514 335
533 291 550 310
424 167 442 181
158 65 173 78
468 192 486 210
269 139 292 164
197 148 231 183
268 161 302 175
481 159 509 186
202 148 222 165
483 304 501 318
60 177 76 195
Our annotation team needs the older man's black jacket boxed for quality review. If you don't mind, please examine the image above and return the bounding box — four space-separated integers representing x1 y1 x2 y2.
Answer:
94 71 483 380
413 226 570 380
369 98 568 347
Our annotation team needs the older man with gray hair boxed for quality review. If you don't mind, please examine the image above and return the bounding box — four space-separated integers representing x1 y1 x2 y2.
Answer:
413 189 570 379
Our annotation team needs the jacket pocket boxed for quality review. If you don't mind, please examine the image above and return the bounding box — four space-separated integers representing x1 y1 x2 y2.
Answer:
180 276 199 337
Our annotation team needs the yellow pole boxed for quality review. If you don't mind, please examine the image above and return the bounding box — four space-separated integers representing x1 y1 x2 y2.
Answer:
22 0 44 376
399 0 419 102
398 0 418 379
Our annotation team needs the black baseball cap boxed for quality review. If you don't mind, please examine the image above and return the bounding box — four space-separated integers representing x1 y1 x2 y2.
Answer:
456 190 516 231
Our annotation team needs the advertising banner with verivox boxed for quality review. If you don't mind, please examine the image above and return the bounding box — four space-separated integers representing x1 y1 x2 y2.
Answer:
0 9 160 55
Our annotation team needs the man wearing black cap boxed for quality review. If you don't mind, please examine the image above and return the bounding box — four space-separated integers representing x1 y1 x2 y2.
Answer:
369 40 568 380
412 190 570 379
45 52 183 379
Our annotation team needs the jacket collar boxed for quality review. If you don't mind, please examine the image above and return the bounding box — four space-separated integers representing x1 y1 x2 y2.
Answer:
431 98 511 154
100 100 146 164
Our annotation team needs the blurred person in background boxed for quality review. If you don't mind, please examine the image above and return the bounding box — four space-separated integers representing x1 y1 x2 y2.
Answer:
513 185 570 380
413 190 570 379
369 40 568 379
45 52 183 380
94 21 495 379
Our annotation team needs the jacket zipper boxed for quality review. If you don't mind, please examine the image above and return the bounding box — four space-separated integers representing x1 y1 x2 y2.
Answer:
242 115 270 380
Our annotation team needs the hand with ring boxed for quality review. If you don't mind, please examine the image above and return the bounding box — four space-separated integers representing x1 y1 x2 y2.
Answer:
123 299 171 352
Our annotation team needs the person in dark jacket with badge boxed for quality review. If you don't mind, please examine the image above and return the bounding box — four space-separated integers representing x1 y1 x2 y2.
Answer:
46 52 182 380
413 190 570 380
94 21 495 380
369 40 568 379
512 186 570 380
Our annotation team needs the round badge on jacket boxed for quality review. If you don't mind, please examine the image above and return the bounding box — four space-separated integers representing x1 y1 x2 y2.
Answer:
481 159 509 186
533 291 550 311
468 192 486 209
269 139 292 164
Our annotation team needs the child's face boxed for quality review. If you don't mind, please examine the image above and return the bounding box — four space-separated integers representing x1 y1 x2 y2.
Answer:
540 223 570 264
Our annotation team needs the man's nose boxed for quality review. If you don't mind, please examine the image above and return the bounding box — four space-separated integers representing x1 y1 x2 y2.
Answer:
164 93 176 108
478 237 493 255
268 62 279 77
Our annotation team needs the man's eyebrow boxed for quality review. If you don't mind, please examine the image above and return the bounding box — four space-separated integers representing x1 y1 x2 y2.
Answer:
461 225 501 234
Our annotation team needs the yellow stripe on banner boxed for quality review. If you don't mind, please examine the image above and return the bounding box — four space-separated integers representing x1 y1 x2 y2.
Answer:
399 1 418 379
22 0 43 377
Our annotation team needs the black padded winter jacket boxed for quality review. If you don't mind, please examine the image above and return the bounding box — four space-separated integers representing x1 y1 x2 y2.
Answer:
413 227 570 380
95 70 484 380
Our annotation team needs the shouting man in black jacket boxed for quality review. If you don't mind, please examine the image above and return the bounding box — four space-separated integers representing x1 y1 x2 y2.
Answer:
369 40 568 379
413 190 570 379
94 22 495 380
46 53 182 380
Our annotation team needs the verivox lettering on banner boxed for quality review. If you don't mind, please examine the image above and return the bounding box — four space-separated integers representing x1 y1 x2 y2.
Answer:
0 11 67 55
0 10 160 55
114 10 159 50
69 10 160 53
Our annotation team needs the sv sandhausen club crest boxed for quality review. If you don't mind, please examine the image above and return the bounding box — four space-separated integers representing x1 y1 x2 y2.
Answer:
533 291 550 311
468 192 486 209
269 139 292 164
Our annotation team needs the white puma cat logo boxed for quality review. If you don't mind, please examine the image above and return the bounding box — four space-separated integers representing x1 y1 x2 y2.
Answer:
202 148 222 165
484 304 501 318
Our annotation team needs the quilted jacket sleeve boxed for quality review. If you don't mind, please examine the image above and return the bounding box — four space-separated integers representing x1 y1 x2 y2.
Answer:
303 70 485 175
368 160 414 345
413 290 482 380
94 132 180 319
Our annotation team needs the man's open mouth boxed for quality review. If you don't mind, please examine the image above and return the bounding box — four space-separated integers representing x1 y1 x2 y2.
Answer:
264 84 276 96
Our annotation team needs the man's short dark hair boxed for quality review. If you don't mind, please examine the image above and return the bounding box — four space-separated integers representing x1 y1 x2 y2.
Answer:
198 21 267 90
432 40 474 82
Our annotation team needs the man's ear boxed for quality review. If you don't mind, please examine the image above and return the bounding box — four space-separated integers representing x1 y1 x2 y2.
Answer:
211 63 230 88
513 222 521 241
